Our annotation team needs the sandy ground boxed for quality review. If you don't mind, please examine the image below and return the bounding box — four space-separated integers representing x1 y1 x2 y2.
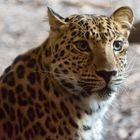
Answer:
0 0 140 139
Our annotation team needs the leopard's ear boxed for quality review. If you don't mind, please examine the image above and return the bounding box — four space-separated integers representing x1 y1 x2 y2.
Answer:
111 6 134 38
48 7 66 30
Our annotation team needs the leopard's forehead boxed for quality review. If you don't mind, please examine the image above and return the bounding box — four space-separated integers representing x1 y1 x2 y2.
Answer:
65 14 115 29
65 15 120 42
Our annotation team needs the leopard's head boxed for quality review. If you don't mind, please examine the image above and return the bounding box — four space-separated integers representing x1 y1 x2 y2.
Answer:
47 7 134 99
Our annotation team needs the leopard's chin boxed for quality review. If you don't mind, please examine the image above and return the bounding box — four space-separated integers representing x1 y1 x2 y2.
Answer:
97 86 117 100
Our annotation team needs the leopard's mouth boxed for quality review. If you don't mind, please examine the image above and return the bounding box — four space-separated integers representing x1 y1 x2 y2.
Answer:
97 86 117 98
78 84 117 98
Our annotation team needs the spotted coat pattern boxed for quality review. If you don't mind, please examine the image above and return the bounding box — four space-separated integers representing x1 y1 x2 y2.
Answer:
0 7 134 140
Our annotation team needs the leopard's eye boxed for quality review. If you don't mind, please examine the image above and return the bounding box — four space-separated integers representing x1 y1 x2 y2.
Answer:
75 40 90 52
113 41 123 51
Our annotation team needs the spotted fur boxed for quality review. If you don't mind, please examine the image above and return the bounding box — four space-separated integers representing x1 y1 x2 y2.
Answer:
0 6 134 140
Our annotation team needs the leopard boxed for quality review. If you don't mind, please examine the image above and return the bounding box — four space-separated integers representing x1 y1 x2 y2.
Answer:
0 6 134 140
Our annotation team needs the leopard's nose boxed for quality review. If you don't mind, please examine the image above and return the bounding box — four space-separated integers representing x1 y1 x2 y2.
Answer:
96 70 117 83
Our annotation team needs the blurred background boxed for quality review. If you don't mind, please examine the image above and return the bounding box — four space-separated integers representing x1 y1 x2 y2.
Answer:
0 0 140 139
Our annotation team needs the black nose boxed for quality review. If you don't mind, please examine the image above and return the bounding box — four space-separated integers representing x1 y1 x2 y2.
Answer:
96 70 117 83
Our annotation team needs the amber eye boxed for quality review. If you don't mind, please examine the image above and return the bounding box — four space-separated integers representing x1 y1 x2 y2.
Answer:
113 41 123 51
75 40 90 52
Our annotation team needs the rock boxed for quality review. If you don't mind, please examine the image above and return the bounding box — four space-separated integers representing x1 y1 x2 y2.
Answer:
117 128 129 139
112 113 122 123
129 22 140 43
131 129 140 139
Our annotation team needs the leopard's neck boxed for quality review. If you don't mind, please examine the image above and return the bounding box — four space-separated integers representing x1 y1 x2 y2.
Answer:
48 80 116 139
